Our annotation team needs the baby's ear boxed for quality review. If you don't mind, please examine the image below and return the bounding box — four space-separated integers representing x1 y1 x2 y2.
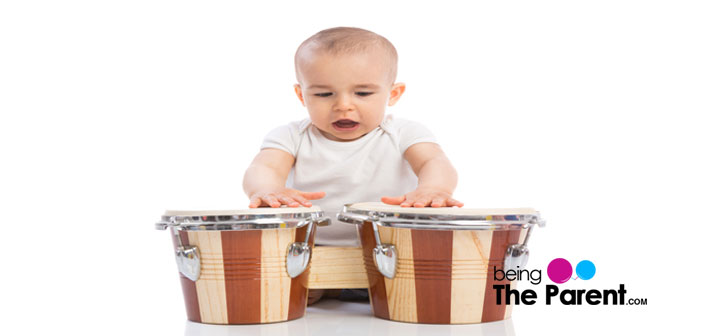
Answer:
388 82 406 106
293 84 305 107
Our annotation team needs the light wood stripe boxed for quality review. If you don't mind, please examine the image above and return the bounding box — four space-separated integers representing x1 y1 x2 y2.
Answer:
259 228 294 323
308 247 369 289
450 230 493 323
381 227 418 323
188 231 228 324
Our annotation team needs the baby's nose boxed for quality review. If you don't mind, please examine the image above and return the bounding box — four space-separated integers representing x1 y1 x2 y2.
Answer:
333 94 354 111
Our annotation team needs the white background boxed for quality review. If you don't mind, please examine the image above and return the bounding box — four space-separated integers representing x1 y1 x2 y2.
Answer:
1 1 700 335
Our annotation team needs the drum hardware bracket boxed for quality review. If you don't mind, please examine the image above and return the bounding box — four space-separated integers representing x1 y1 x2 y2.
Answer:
369 212 398 279
166 217 202 282
287 216 329 278
175 244 201 282
503 216 545 273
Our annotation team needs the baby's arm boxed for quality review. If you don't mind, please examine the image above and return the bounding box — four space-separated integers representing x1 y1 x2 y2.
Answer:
243 148 325 208
381 143 463 208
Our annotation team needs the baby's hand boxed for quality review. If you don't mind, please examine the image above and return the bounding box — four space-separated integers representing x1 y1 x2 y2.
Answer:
381 188 464 208
249 188 325 208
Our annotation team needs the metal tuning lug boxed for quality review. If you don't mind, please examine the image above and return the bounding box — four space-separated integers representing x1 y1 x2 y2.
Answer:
171 223 201 281
286 218 316 278
176 245 201 281
503 217 542 272
370 213 397 279
503 243 529 273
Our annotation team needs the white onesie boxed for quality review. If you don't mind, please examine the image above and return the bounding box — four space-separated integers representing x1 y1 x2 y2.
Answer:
260 114 438 246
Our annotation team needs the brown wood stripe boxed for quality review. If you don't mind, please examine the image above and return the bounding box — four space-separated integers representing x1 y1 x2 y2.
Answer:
411 229 453 324
287 223 316 320
359 222 390 319
221 230 261 324
481 229 522 322
503 227 529 320
174 229 201 323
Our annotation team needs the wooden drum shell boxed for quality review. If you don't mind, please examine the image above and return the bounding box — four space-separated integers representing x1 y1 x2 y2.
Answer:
358 222 528 324
171 224 316 324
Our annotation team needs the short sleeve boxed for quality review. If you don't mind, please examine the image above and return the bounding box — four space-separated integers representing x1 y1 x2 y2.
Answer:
260 121 302 156
394 118 439 154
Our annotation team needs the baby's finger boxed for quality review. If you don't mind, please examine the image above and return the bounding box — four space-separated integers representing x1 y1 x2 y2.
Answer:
412 196 433 208
291 194 312 207
430 198 446 208
400 196 415 207
278 195 300 207
262 195 281 208
300 191 326 200
381 196 405 205
447 198 464 207
249 197 262 208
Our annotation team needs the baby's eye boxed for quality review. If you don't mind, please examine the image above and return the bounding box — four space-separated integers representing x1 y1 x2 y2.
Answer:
356 92 374 97
314 92 333 97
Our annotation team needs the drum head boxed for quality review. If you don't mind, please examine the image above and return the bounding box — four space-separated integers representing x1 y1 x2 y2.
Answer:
339 202 542 230
157 206 325 231
164 206 323 217
347 202 537 216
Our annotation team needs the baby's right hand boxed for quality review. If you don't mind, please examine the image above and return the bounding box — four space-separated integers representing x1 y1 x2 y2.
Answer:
248 188 326 208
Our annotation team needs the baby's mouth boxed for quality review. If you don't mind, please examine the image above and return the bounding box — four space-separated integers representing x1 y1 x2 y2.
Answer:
332 119 360 131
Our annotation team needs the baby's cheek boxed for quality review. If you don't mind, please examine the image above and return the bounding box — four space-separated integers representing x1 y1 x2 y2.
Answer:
307 109 330 123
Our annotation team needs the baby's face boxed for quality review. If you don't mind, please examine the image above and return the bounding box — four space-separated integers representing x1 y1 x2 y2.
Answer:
294 49 404 141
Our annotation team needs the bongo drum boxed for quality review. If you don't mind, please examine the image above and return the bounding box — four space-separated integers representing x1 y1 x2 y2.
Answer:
337 202 545 324
155 207 329 324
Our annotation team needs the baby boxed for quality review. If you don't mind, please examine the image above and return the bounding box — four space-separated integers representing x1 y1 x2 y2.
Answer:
243 26 462 245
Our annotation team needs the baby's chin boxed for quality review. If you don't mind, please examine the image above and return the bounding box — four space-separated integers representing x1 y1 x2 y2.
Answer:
319 126 373 142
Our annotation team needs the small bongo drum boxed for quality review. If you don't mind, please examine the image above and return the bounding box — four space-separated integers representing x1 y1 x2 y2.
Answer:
155 207 329 324
337 202 545 324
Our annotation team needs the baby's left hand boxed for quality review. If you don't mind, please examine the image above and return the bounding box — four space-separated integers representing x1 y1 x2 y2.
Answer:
381 188 464 208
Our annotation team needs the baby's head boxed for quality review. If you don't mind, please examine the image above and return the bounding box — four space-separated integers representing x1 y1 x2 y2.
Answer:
294 27 406 141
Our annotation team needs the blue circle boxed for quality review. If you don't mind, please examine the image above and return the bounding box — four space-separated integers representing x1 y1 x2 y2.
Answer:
576 260 596 280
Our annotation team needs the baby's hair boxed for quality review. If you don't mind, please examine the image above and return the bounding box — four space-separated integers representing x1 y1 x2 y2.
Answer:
295 27 398 85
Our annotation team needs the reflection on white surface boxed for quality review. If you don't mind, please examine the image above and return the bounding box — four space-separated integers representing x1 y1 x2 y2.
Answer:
184 299 516 336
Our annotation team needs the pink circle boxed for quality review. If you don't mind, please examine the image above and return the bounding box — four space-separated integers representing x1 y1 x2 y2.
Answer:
547 258 573 284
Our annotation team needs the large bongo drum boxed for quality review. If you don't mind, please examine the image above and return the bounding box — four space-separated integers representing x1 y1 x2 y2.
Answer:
155 207 329 324
337 202 545 324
